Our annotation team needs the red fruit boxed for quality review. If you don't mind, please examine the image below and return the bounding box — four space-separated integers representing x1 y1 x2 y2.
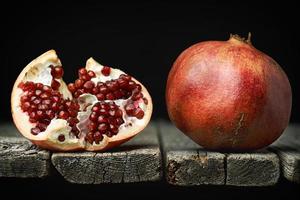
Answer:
11 50 153 152
166 34 292 151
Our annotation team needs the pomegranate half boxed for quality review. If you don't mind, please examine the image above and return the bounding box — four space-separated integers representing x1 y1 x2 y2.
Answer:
166 34 292 151
11 50 152 151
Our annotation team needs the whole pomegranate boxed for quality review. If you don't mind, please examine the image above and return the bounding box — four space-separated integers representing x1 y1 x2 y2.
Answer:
166 34 292 151
11 50 152 151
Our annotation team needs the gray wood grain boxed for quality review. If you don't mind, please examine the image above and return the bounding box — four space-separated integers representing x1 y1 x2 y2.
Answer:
159 121 225 186
159 121 282 186
0 136 50 178
51 123 162 184
226 151 280 186
270 125 300 183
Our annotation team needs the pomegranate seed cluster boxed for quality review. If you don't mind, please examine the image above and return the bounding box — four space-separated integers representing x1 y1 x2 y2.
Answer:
18 65 148 144
68 67 147 119
86 102 124 144
18 66 80 137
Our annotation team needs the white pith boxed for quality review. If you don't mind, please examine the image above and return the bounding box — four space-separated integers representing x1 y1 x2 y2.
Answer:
11 50 153 151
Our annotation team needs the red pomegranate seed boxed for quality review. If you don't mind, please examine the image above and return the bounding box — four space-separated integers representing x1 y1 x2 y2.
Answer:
31 127 41 135
40 92 50 99
78 68 87 77
96 93 105 100
106 93 115 100
37 122 47 131
109 110 116 117
120 74 131 81
127 81 136 90
94 131 103 144
36 83 43 90
143 97 148 105
117 79 128 88
115 109 123 117
83 81 95 91
116 118 124 125
51 96 60 102
97 115 108 123
42 99 51 105
21 102 31 111
30 96 37 101
29 118 37 123
98 123 108 132
36 110 44 118
101 66 111 76
75 79 84 89
51 79 60 90
92 106 100 113
88 70 96 78
42 85 52 92
68 117 79 126
38 104 49 110
20 95 29 103
106 131 114 137
107 81 119 91
88 122 97 131
81 75 91 81
68 83 76 93
58 111 69 119
125 104 135 115
46 110 55 119
85 132 94 144
92 87 99 95
51 102 59 111
99 85 109 94
89 112 99 122
134 108 144 119
132 92 143 101
99 108 108 115
58 134 65 142
35 90 42 96
51 66 64 79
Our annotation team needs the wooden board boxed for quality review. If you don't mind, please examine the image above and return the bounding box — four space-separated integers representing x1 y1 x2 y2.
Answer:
270 125 300 183
159 121 225 186
0 136 50 178
159 121 280 186
226 151 279 186
51 123 162 184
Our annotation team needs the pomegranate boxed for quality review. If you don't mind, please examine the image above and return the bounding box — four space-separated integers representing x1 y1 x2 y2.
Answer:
166 34 292 151
11 50 152 151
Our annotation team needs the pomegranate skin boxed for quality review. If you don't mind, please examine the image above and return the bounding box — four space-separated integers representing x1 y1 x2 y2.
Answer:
166 35 292 151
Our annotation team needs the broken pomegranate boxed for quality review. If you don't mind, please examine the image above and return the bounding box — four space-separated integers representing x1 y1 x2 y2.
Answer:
11 50 152 151
166 34 292 151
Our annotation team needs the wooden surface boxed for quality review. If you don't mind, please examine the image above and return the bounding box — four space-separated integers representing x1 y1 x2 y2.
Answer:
226 151 279 186
0 123 161 183
270 125 300 183
0 121 299 185
159 122 226 186
159 121 281 186
52 124 161 184
0 136 50 178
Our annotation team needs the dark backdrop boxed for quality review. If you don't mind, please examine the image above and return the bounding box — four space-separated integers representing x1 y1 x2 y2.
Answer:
1 1 299 123
1 1 300 199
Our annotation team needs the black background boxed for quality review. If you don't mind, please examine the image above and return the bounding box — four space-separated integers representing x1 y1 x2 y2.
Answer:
1 1 300 123
1 1 299 199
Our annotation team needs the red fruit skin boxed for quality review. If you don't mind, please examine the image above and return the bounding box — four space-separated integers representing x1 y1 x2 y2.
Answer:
166 36 292 151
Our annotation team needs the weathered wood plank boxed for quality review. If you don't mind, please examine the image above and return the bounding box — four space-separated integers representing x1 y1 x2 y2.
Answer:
51 123 162 184
0 136 50 178
226 151 280 186
159 121 282 186
270 125 300 183
158 121 225 186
